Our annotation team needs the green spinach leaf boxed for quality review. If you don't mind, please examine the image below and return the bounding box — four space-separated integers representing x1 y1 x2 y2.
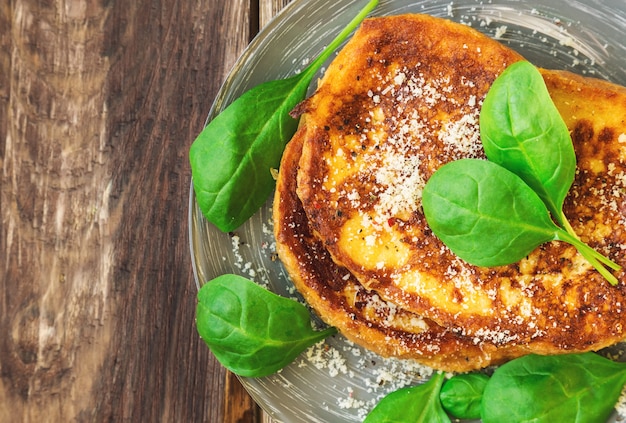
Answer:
440 373 489 420
196 274 336 378
190 0 379 232
479 60 620 280
422 159 559 267
480 61 575 229
481 353 626 423
422 158 619 284
364 372 450 423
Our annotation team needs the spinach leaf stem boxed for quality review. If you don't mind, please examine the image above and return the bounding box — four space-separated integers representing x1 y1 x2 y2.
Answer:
556 229 619 285
557 212 621 272
301 0 379 82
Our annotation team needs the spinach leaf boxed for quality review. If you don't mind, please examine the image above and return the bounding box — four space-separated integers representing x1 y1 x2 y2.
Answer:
479 60 620 280
480 61 575 229
481 353 626 423
422 158 619 284
190 0 379 232
422 159 559 267
364 372 450 423
196 274 336 378
440 373 489 420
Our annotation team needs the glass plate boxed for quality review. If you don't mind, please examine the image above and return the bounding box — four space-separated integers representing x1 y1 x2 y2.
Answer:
189 0 626 421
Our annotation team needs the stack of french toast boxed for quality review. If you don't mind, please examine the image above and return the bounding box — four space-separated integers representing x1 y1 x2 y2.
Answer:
273 13 626 372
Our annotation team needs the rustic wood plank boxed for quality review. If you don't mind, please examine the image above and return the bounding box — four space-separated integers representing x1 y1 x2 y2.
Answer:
1 1 119 420
0 0 251 421
260 0 293 27
225 372 262 422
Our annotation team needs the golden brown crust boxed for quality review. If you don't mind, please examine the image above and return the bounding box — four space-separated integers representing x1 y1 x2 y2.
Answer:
293 13 626 357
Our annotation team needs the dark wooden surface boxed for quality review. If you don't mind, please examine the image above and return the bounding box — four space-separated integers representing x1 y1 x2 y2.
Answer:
1 0 289 421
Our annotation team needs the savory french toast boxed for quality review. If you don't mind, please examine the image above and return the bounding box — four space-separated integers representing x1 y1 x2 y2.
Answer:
277 12 626 366
274 124 527 372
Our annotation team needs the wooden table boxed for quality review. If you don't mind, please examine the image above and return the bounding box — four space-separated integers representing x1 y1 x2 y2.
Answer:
1 0 289 421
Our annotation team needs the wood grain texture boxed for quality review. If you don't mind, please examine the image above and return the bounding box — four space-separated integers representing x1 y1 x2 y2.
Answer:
260 0 293 26
0 0 258 421
224 372 262 422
